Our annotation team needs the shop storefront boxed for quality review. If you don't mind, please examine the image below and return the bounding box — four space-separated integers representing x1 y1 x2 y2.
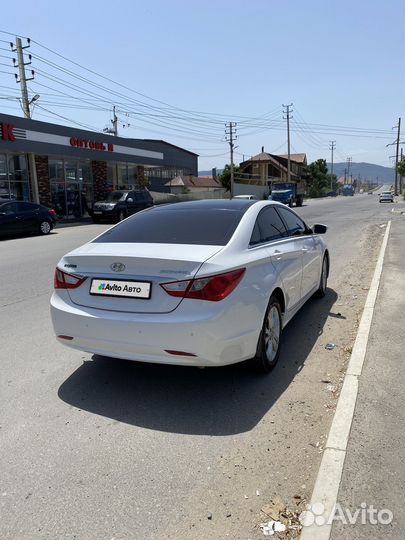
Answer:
0 113 198 219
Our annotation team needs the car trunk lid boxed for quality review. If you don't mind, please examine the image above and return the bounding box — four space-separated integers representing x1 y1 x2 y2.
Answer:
60 242 222 313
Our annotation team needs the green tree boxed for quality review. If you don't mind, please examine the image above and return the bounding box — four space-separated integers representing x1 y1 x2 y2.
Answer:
219 164 240 191
306 159 330 197
396 158 405 177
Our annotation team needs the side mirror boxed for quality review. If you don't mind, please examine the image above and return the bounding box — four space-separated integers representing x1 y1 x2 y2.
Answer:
312 224 327 234
127 198 134 203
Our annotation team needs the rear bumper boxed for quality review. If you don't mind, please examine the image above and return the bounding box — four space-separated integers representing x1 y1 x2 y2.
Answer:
92 209 118 220
50 291 260 367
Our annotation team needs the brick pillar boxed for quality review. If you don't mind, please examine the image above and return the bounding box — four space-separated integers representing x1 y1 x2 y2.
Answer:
91 160 108 201
35 155 52 207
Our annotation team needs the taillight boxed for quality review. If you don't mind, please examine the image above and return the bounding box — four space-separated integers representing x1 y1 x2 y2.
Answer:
160 268 245 302
48 209 56 215
54 268 86 289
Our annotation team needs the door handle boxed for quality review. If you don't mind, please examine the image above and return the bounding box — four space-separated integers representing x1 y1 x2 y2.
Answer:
302 248 308 252
274 249 282 261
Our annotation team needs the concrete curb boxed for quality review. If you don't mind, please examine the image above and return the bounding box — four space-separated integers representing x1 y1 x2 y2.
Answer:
300 220 392 540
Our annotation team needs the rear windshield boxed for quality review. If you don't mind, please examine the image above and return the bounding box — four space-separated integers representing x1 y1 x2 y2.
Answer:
105 192 127 201
93 206 245 245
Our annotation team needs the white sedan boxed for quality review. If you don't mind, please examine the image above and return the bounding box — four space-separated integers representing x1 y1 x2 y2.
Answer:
51 200 329 372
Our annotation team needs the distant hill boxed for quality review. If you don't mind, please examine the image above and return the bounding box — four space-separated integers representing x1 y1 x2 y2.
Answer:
199 169 223 176
200 163 394 184
327 162 394 183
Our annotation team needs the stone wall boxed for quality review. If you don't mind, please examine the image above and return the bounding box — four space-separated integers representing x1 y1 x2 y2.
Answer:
35 155 52 207
92 160 108 201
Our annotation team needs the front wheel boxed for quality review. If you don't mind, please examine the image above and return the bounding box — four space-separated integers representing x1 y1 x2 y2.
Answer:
117 210 126 222
250 296 282 373
288 199 294 207
39 219 52 235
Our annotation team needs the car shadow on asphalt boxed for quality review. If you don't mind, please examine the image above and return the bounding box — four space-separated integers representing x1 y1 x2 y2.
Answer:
58 288 338 436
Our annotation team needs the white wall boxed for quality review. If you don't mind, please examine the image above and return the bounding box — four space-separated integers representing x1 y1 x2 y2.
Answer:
233 182 269 199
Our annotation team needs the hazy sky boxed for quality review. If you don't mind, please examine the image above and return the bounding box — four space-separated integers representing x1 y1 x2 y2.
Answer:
0 0 404 171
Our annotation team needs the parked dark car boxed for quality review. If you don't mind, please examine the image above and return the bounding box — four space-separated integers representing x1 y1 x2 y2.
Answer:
0 201 57 237
325 191 338 197
92 190 154 223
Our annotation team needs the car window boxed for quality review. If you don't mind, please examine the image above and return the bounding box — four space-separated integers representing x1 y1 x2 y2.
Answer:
94 206 246 245
1 202 18 214
276 206 307 236
250 222 261 245
250 206 288 245
16 202 36 212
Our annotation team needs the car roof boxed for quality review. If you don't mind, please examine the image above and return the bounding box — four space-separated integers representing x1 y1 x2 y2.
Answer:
149 199 259 212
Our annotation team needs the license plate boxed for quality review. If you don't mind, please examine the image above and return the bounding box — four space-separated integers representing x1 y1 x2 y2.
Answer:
90 278 151 299
93 211 102 214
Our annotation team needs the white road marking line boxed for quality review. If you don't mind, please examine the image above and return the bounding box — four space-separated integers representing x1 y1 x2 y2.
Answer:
300 220 392 540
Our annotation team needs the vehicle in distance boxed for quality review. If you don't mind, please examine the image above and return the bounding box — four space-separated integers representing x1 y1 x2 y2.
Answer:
232 194 258 200
379 191 394 203
342 185 355 196
92 190 153 223
269 181 304 207
51 199 329 372
368 191 373 195
0 201 56 237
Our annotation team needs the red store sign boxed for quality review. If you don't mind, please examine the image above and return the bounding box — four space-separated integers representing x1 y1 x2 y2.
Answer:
70 137 113 152
1 123 16 142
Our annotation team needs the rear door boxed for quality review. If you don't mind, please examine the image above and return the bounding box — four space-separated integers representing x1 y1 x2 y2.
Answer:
276 206 321 298
0 202 19 235
15 202 39 232
253 206 303 312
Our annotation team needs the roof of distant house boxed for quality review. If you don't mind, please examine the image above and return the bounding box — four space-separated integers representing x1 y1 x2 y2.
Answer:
165 175 222 188
277 153 307 164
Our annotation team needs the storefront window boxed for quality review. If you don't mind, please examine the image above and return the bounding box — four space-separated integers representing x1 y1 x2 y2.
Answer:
0 153 30 201
117 163 128 187
127 164 137 188
0 154 8 199
49 158 93 219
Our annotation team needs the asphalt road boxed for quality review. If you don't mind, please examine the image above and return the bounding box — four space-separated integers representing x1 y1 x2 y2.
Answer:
0 192 401 540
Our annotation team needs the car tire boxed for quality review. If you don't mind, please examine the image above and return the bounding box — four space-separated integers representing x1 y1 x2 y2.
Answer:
92 217 101 224
288 199 294 208
250 295 282 373
118 210 126 222
39 219 52 235
314 254 328 298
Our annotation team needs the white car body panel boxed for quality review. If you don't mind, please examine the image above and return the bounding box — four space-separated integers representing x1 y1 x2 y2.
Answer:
51 200 328 367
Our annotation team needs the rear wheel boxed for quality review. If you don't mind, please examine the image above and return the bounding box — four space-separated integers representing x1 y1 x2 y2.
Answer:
39 219 52 235
314 255 328 298
250 296 282 373
288 199 294 207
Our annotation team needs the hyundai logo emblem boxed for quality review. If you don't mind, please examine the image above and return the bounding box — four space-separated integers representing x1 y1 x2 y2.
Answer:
111 262 126 272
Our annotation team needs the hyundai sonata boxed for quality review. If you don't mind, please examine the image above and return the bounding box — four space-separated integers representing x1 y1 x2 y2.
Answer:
51 200 329 372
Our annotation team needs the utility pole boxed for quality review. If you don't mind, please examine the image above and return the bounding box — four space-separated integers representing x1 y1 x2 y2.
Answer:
394 117 401 195
12 37 39 204
225 122 237 197
346 156 352 183
112 106 118 136
329 140 336 190
344 168 347 184
386 118 403 195
103 106 118 136
400 147 403 195
283 104 293 182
